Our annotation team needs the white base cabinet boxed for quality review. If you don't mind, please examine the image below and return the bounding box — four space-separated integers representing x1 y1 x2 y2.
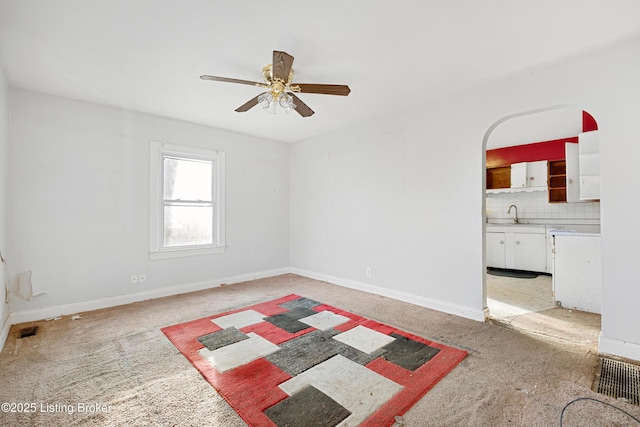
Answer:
510 232 547 272
486 232 507 268
486 228 547 273
552 234 601 313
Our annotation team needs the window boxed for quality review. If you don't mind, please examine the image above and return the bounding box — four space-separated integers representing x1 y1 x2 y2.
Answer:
150 141 225 259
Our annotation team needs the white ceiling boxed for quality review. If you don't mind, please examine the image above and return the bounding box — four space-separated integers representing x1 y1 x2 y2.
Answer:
1 1 640 143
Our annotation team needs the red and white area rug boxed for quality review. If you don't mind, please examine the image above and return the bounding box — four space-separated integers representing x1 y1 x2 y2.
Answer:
161 294 467 427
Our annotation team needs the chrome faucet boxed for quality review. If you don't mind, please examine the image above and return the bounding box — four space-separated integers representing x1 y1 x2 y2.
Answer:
508 205 519 224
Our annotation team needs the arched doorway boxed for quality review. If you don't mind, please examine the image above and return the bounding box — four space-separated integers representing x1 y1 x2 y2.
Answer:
482 105 602 342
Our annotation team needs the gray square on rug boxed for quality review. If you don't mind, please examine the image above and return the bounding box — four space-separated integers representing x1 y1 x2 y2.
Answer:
381 333 441 371
266 329 376 376
264 385 351 427
264 306 318 333
197 327 249 351
280 297 322 310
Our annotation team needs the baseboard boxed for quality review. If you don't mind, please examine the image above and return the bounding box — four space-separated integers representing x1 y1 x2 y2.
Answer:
0 309 10 352
9 267 290 325
290 268 486 322
598 334 640 362
8 266 485 329
6 266 639 362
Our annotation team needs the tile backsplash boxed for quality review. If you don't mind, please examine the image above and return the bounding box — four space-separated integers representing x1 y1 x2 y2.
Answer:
486 190 600 222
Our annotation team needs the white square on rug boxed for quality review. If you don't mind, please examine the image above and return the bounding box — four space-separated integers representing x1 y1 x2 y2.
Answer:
279 354 403 426
299 310 350 330
211 309 265 329
333 325 396 354
198 332 280 373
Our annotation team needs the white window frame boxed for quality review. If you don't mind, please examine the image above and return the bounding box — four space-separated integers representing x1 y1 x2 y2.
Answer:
150 141 226 259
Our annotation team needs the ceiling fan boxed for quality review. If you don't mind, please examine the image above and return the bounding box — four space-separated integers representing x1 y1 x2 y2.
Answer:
200 50 351 117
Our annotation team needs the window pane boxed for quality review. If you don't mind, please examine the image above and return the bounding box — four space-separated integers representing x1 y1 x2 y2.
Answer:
163 205 213 246
163 156 212 201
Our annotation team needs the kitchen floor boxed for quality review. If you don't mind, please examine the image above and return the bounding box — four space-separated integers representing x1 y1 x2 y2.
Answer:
487 272 557 318
486 271 602 344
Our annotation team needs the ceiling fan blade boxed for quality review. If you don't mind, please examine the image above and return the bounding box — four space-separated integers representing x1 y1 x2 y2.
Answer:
235 94 265 112
294 83 351 96
200 75 262 87
289 93 315 117
272 51 294 82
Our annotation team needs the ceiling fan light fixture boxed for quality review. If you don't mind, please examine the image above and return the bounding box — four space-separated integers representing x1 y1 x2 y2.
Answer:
258 92 277 114
263 98 277 114
279 93 296 114
257 92 272 108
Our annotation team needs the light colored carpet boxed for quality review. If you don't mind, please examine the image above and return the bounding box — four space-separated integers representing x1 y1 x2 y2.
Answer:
1 274 639 426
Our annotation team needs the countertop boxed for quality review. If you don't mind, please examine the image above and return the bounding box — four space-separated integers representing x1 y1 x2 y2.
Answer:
486 222 600 236
546 224 600 236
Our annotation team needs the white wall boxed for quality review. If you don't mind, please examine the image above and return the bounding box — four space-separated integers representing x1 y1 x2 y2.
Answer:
290 111 486 319
0 61 10 342
9 89 290 319
290 38 640 360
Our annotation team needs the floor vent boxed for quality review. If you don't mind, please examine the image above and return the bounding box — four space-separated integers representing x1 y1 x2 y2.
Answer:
18 326 38 339
593 357 640 406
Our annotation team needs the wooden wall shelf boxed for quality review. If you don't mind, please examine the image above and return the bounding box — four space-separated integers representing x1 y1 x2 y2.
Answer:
548 160 567 203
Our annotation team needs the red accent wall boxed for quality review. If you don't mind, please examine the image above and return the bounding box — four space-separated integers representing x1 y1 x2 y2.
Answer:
486 137 578 169
583 110 598 132
486 110 597 169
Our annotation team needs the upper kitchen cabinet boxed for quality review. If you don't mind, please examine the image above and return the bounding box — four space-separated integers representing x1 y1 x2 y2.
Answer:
510 162 527 188
564 131 600 202
578 131 600 200
548 159 568 203
510 160 548 189
486 166 510 190
487 158 551 193
526 160 548 189
565 143 579 202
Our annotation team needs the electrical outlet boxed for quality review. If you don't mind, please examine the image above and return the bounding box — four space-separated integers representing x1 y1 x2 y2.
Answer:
366 267 372 277
138 273 146 283
130 274 138 284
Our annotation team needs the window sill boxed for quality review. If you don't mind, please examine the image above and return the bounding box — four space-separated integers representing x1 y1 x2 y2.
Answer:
150 245 227 260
